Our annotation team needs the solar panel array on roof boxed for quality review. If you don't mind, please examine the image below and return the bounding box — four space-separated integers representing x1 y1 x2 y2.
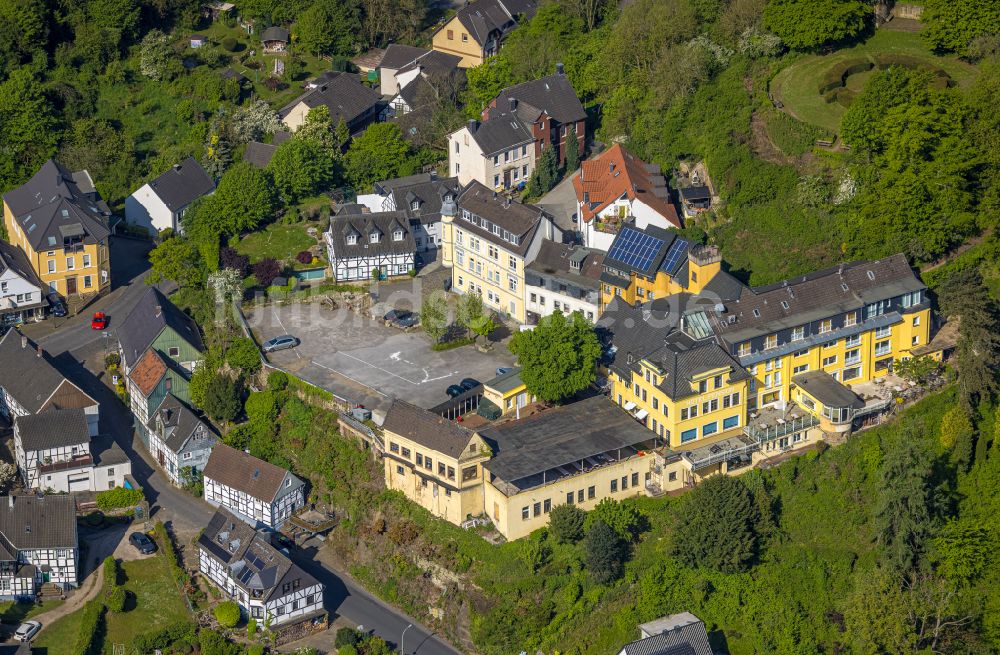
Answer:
239 567 254 584
607 227 664 271
660 237 689 275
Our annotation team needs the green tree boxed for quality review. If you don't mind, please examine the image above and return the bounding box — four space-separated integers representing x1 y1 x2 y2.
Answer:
211 162 279 236
939 404 974 471
509 311 600 403
147 237 206 288
213 601 241 628
548 503 586 544
875 435 938 573
420 291 449 343
586 498 644 543
463 57 514 117
670 474 758 573
296 0 361 57
584 519 626 584
564 123 580 173
456 292 494 338
268 138 337 204
0 0 50 76
203 115 232 180
204 374 243 423
763 0 869 50
921 0 1000 55
297 106 336 148
0 66 59 191
343 122 415 191
939 268 1000 414
226 337 262 374
527 146 558 197
895 355 941 385
930 518 991 584
138 29 173 81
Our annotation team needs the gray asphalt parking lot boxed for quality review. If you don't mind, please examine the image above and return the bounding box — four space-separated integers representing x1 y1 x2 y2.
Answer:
246 303 516 418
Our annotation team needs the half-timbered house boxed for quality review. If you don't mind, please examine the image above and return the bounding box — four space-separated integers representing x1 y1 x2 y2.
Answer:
324 210 416 281
203 444 305 530
147 394 218 487
0 494 78 598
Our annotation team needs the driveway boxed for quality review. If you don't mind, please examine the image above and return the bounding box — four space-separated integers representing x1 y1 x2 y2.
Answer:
246 305 515 418
536 170 581 240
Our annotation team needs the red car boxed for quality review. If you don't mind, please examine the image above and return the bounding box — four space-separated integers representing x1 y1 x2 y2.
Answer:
91 312 108 330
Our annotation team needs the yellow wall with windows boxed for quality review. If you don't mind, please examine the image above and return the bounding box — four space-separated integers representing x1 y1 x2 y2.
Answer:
3 203 110 297
484 452 656 541
382 429 491 526
431 16 485 67
598 254 719 312
611 361 749 451
450 226 527 322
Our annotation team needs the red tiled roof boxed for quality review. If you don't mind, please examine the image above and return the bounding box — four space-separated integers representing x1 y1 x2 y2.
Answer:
573 144 681 228
128 349 167 397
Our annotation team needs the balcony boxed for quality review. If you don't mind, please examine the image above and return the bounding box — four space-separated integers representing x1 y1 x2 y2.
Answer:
39 454 92 474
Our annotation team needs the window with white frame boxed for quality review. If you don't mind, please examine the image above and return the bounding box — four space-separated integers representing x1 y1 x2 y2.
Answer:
369 231 380 243
393 229 404 241
791 326 805 341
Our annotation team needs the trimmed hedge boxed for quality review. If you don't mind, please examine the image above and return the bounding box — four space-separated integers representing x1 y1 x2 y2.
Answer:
72 598 106 655
131 621 198 653
817 57 872 95
95 487 143 511
153 521 187 587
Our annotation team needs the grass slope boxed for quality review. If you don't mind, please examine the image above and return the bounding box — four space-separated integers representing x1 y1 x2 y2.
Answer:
233 223 318 264
771 30 977 132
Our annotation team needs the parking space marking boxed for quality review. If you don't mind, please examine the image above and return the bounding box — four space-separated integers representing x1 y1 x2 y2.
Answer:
270 309 301 359
309 360 390 397
338 351 426 385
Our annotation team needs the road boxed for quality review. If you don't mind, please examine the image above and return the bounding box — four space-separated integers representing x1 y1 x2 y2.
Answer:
35 237 463 655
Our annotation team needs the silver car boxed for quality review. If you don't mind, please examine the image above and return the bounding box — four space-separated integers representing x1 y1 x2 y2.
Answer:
262 335 299 353
14 621 41 642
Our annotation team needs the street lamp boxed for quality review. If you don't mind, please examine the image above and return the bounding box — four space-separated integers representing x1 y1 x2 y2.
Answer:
400 623 413 655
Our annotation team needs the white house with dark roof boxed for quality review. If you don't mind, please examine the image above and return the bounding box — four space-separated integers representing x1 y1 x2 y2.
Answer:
147 394 218 487
203 444 305 530
0 494 78 597
324 210 416 281
357 173 461 253
618 613 713 655
198 508 323 625
447 115 536 189
0 330 99 434
279 73 382 134
0 240 47 327
124 157 216 235
525 241 604 324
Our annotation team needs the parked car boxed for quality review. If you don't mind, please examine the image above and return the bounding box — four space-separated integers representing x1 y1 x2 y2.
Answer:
496 367 512 376
262 335 299 352
383 309 419 329
446 384 465 398
48 293 67 317
129 531 156 554
460 378 480 391
14 621 41 642
91 312 108 330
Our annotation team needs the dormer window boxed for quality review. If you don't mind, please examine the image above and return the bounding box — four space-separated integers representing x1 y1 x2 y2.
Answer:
410 200 420 210
393 229 404 241
346 234 357 245
444 194 453 202
370 231 380 244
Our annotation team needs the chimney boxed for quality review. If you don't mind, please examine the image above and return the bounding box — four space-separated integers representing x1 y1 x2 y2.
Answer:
8 496 12 509
467 119 478 134
36 345 42 358
508 97 517 112
556 62 564 76
173 163 181 171
20 336 27 349
155 304 162 317
430 170 438 181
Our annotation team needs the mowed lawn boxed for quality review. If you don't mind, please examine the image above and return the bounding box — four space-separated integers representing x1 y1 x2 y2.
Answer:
771 30 978 132
35 555 190 655
233 223 319 264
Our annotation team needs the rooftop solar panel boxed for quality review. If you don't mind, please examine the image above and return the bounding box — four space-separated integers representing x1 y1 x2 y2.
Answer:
607 227 664 272
660 237 689 275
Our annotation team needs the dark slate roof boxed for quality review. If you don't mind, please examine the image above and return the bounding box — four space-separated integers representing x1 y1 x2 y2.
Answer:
382 399 474 459
146 157 215 211
792 371 864 409
700 269 746 303
622 613 712 655
2 159 111 252
148 394 218 454
326 211 416 261
92 435 131 467
479 397 655 486
455 181 549 256
396 50 462 77
526 241 603 290
118 287 204 368
387 176 461 226
708 253 926 345
398 75 434 109
467 113 534 156
598 296 750 401
279 74 381 126
244 142 279 169
198 508 319 602
379 44 432 70
493 73 586 124
262 26 289 42
0 494 77 550
0 330 93 414
678 186 710 202
220 68 247 82
0 240 46 299
451 0 538 46
203 444 300 503
14 409 90 452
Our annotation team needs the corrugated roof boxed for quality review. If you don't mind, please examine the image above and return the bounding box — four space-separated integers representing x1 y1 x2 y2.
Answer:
382 399 474 458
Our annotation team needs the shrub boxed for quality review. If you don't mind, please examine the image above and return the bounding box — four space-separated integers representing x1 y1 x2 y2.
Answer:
220 247 250 276
248 645 264 655
267 370 289 391
131 622 197 653
102 556 120 589
107 586 127 613
253 258 281 287
297 250 313 264
247 618 257 639
222 37 238 52
584 520 626 584
153 521 188 588
96 487 143 510
214 601 241 628
335 627 363 649
548 504 586 544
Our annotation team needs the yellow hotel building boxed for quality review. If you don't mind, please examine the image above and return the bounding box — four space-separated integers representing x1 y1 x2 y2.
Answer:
441 180 558 323
2 160 112 301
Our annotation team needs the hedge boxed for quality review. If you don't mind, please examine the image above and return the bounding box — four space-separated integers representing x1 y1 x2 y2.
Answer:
72 598 106 655
817 58 873 95
153 521 187 587
95 487 143 511
131 621 198 653
102 556 120 590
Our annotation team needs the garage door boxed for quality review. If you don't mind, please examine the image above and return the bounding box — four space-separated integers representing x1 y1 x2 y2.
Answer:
68 476 90 492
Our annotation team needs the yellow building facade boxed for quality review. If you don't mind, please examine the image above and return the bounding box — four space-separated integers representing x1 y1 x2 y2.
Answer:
431 15 487 68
